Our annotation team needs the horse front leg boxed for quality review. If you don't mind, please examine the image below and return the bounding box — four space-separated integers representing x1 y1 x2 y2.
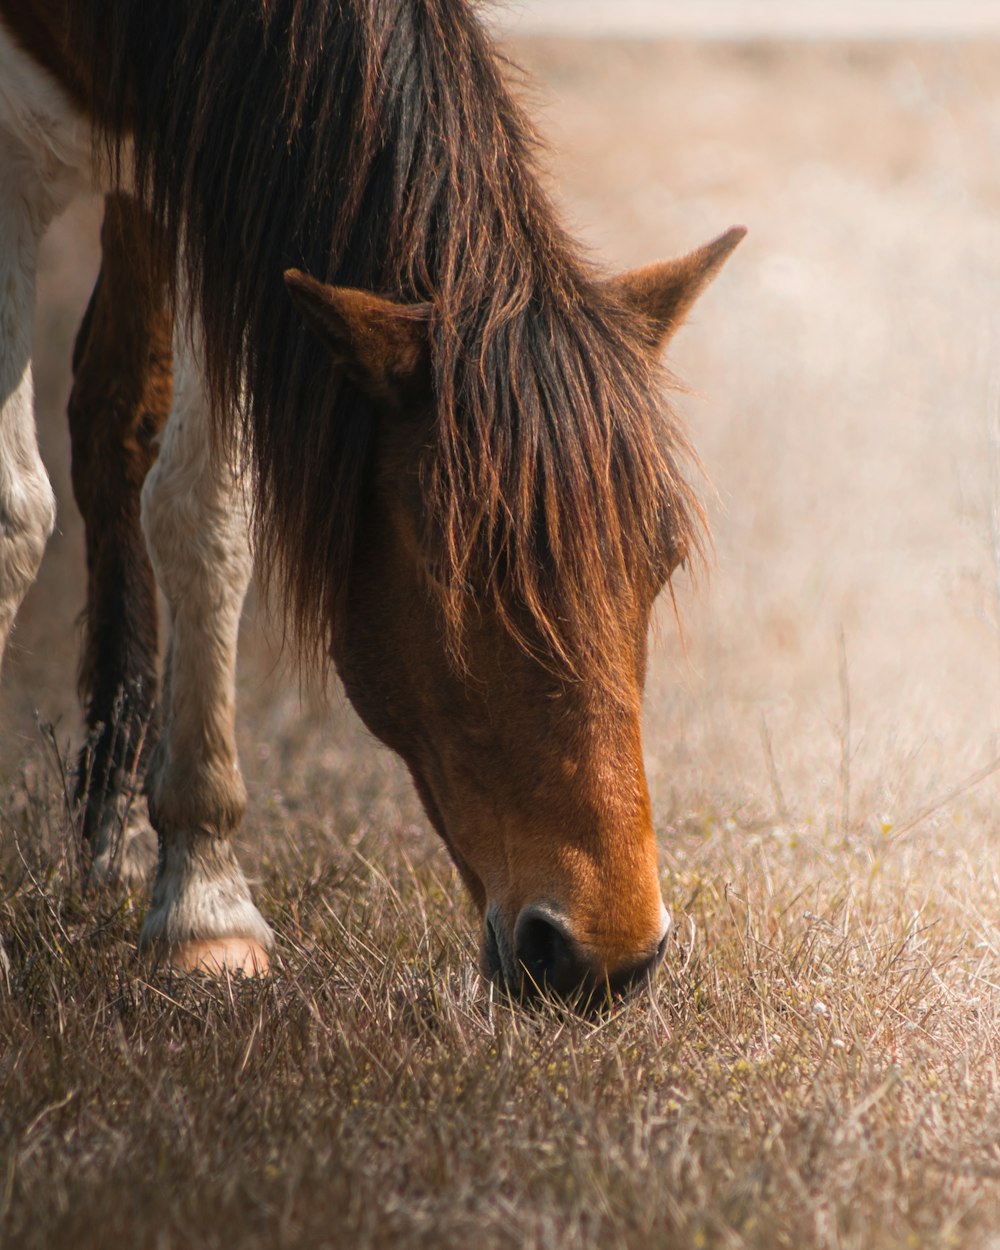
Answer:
0 130 58 674
68 194 171 886
139 323 272 974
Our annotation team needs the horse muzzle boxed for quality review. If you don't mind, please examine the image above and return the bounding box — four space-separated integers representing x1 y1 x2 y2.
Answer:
482 900 671 1009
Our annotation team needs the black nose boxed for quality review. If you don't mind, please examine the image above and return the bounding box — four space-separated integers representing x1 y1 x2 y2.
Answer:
512 905 668 1007
513 906 589 998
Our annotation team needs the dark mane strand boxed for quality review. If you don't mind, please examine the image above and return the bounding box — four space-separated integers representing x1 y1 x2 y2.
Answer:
75 0 703 689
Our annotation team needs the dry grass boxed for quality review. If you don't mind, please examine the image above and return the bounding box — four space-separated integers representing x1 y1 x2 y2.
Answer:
6 36 1000 1250
5 749 1000 1249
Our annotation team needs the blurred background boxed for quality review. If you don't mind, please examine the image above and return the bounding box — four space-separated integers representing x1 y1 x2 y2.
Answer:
6 3 1000 876
495 0 1000 37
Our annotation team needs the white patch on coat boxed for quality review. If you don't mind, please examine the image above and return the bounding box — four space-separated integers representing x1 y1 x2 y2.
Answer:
141 829 273 952
0 24 93 666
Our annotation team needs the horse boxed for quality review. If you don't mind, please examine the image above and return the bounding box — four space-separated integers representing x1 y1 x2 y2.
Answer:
0 0 742 1004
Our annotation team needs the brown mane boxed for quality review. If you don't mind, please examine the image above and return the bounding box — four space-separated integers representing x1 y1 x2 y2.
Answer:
74 0 703 687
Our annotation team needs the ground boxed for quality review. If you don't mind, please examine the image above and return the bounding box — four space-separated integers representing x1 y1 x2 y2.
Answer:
4 35 1000 1250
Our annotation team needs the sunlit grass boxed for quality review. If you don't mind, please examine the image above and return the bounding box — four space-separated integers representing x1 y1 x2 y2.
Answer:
4 737 1000 1249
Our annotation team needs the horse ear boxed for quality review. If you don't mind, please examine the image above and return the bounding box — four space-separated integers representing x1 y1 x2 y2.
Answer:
284 269 432 404
609 226 746 354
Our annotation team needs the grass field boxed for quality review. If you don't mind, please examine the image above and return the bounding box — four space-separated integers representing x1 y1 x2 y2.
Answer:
5 35 1000 1250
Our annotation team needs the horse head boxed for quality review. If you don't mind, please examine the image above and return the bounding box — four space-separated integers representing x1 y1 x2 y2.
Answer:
285 226 743 1005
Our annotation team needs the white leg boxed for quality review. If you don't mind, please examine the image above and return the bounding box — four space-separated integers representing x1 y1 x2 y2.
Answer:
0 156 66 665
140 324 272 973
0 158 55 669
0 28 92 669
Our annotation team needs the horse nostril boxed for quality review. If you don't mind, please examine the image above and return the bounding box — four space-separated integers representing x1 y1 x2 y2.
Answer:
513 905 589 997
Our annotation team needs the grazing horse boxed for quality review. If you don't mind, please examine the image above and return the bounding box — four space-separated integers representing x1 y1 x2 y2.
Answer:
0 0 742 1003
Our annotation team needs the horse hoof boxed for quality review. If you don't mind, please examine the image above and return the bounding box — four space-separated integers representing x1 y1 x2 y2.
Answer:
164 936 271 976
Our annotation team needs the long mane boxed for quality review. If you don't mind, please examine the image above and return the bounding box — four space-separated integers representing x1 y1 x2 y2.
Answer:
77 0 703 687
